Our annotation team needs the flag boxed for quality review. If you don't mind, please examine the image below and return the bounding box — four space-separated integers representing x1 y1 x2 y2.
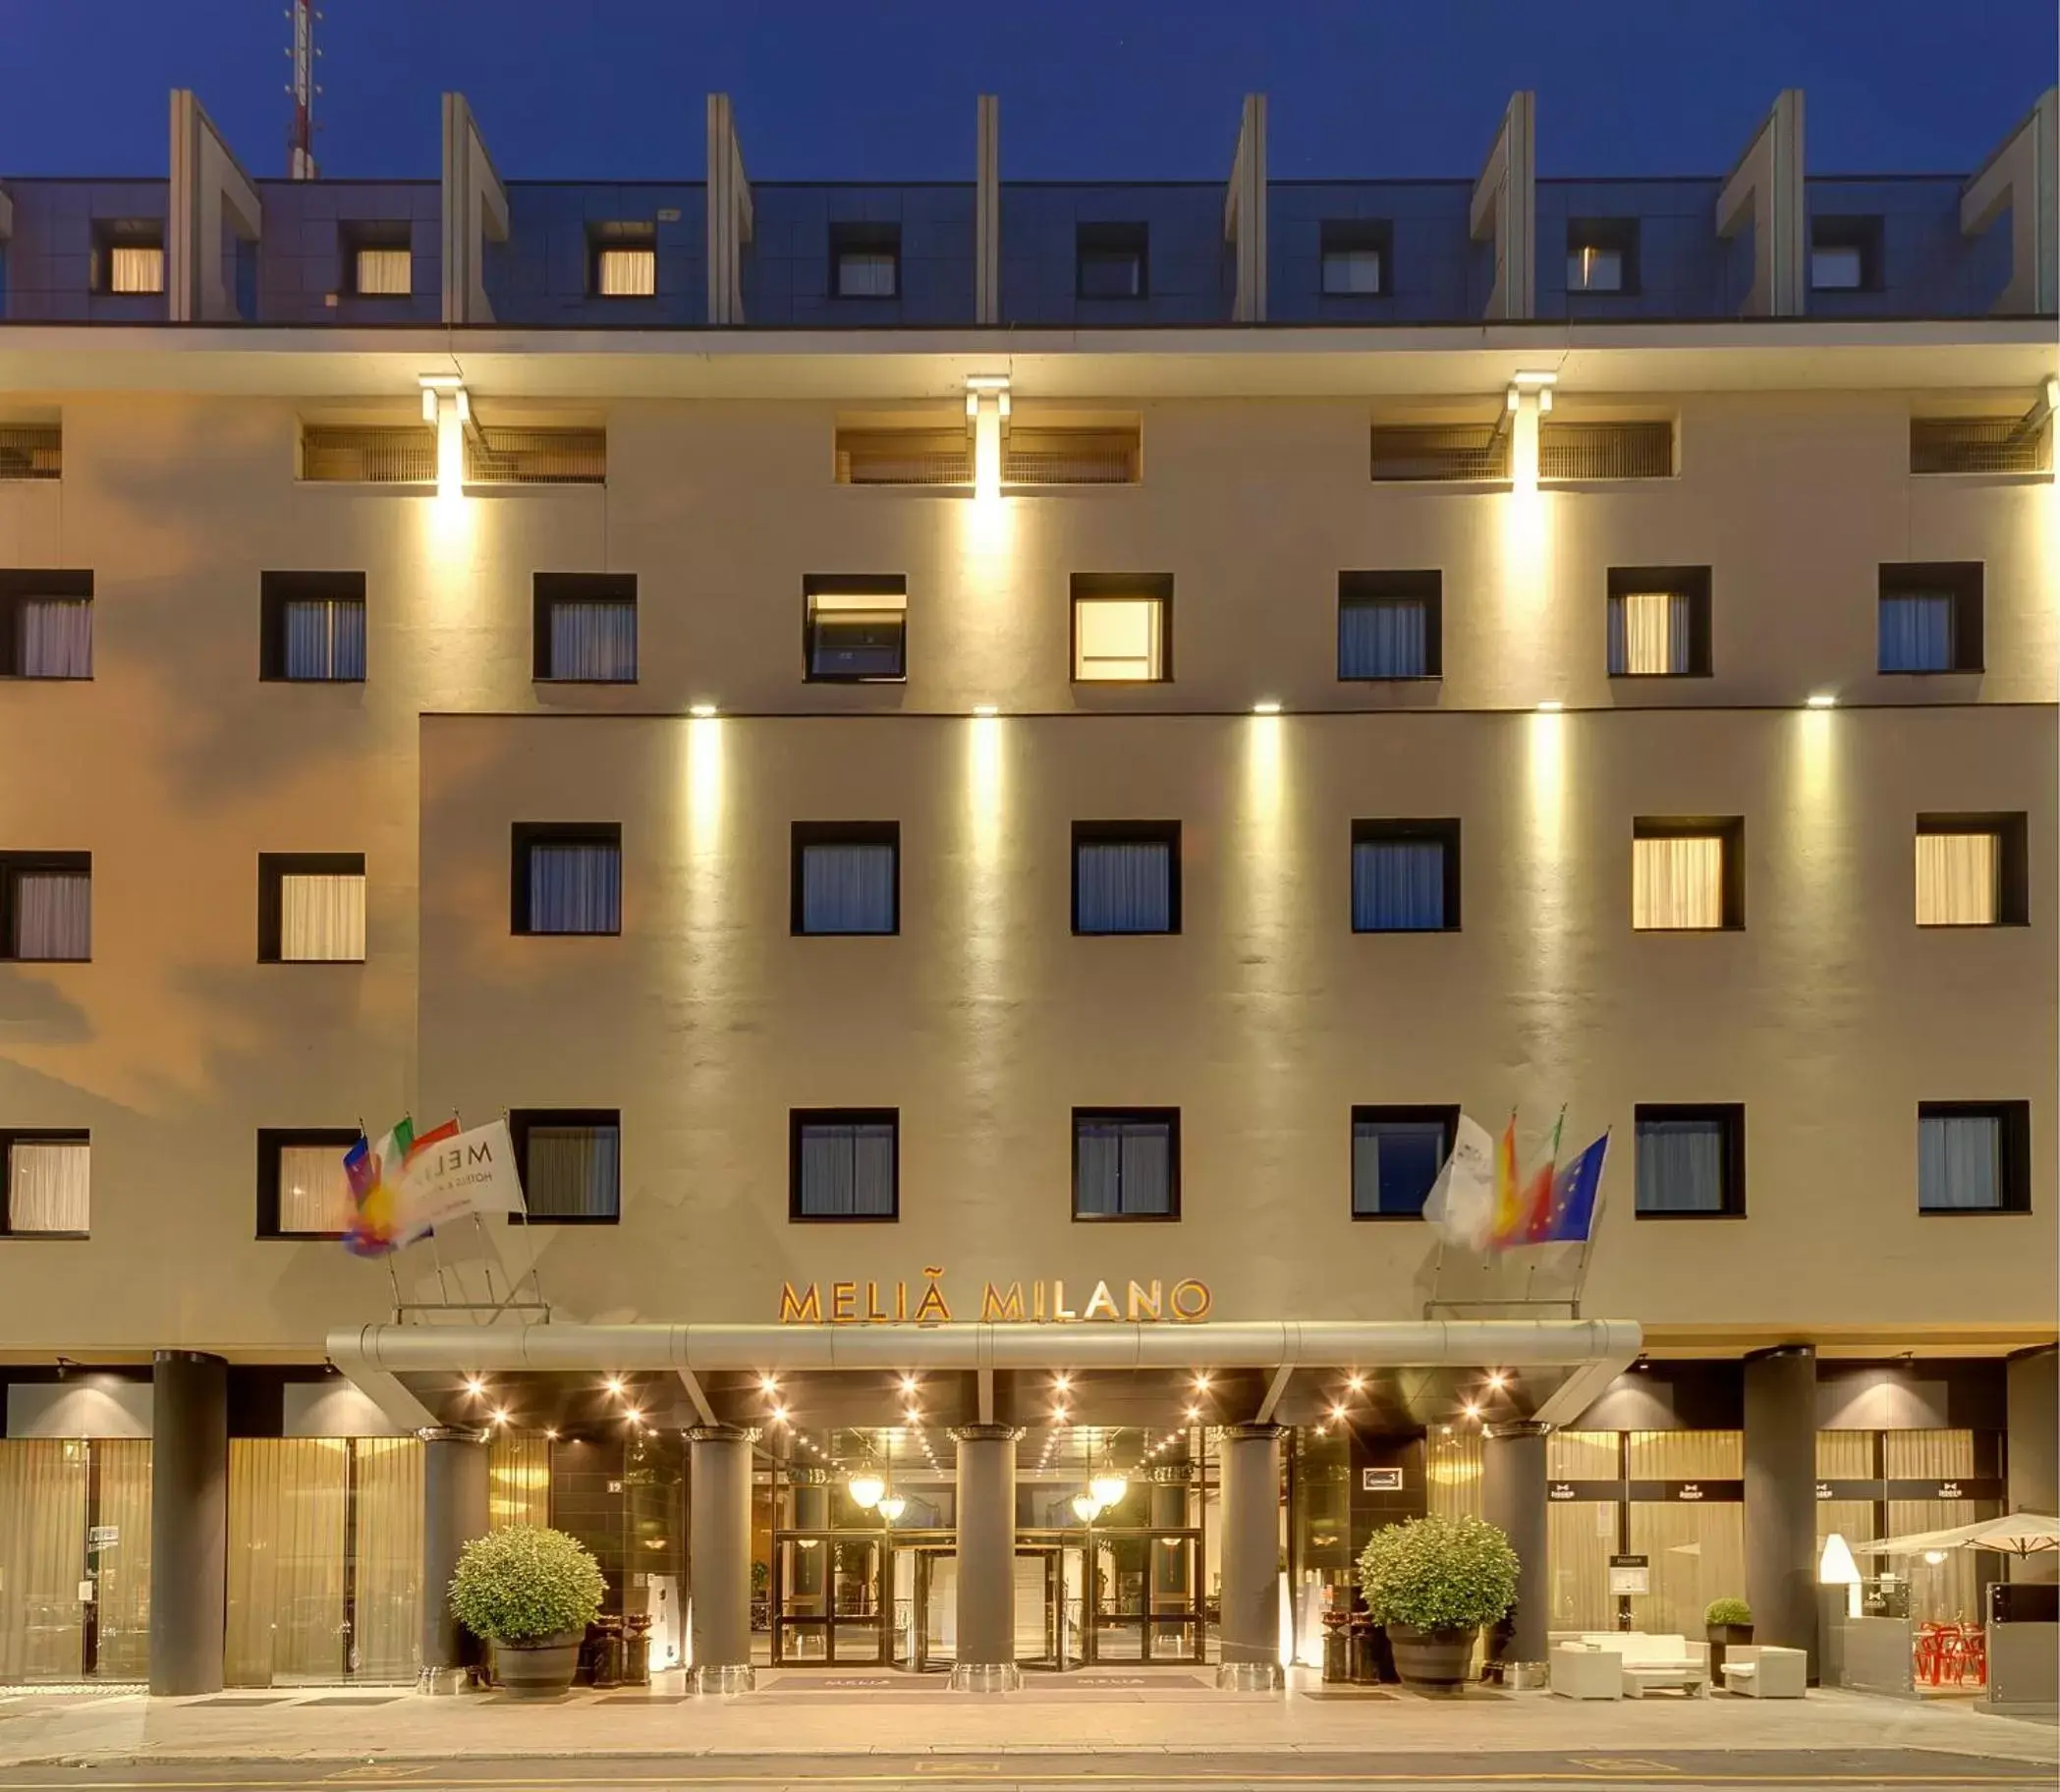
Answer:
394 1119 527 1244
1487 1113 1522 1244
342 1117 413 1258
1421 1114 1496 1251
1530 1132 1609 1244
1498 1108 1565 1248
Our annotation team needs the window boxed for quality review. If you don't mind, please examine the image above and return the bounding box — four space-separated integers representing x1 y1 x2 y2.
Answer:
1879 563 1982 674
592 223 657 297
1072 575 1169 682
258 854 366 963
0 570 92 679
1338 571 1441 680
1810 216 1881 292
1911 416 2053 476
260 572 366 682
1074 822 1179 935
1352 820 1460 932
793 823 899 935
1540 420 1675 480
1073 1109 1178 1219
0 424 62 480
1320 220 1390 296
463 428 607 485
1607 567 1711 677
512 824 622 936
344 223 413 298
1566 219 1638 294
791 1110 898 1220
1633 819 1743 931
1916 814 2027 927
533 573 637 683
1 1133 89 1236
0 854 90 962
509 1110 621 1223
1077 223 1147 299
1918 1102 2030 1213
1352 1107 1459 1218
804 575 907 681
256 1128 359 1238
1634 1105 1744 1217
831 223 900 299
94 223 163 295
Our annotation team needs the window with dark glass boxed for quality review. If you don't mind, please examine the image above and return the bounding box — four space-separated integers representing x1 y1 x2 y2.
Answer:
791 1110 899 1220
260 571 366 682
1320 220 1390 296
0 569 92 679
510 1109 621 1223
1073 821 1179 935
831 223 900 299
804 575 907 681
1352 1106 1458 1218
1810 216 1882 292
1352 820 1460 932
793 822 899 935
533 573 637 683
1607 566 1711 677
1879 563 1982 673
0 853 90 962
1634 1105 1744 1216
1077 223 1147 299
256 1127 360 1238
511 823 622 936
1918 1102 2029 1213
1073 1109 1178 1219
1338 570 1440 680
1567 218 1638 294
1 1131 90 1236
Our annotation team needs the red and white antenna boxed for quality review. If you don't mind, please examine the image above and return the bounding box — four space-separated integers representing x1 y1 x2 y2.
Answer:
285 0 322 180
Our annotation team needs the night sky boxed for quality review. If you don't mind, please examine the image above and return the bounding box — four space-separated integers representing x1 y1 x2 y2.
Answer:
1 0 2053 183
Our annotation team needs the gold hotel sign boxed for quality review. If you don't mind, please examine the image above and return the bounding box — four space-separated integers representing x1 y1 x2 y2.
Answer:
778 1265 1213 1326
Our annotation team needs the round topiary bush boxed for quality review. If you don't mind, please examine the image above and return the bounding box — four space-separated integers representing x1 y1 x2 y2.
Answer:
1704 1596 1754 1629
449 1524 606 1647
1356 1513 1520 1636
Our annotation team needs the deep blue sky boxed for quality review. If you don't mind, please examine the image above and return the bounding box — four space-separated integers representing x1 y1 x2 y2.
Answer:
2 0 2053 182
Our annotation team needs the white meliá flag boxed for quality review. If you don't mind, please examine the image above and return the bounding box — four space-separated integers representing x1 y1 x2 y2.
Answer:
1421 1114 1497 1252
394 1119 526 1244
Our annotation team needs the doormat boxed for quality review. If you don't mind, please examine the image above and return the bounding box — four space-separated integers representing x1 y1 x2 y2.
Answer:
191 1697 294 1708
1299 1686 1398 1701
1071 1673 1212 1689
300 1696 403 1708
597 1694 694 1705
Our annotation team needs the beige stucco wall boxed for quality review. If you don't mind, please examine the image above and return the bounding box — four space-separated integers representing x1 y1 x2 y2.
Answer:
0 385 2051 1357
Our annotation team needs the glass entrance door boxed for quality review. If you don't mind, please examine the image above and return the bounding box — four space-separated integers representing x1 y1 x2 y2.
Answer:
771 1534 887 1664
1087 1529 1205 1663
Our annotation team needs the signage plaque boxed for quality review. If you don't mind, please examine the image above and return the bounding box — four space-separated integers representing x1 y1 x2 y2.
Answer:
1607 1553 1650 1596
778 1265 1212 1326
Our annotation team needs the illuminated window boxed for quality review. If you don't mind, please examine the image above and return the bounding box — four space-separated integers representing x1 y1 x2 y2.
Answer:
1915 814 2025 926
1320 220 1389 296
99 230 164 295
0 570 93 679
1607 568 1709 677
804 576 907 680
1566 220 1637 295
355 247 412 296
1072 576 1169 683
793 822 898 935
792 1111 899 1220
1077 223 1147 300
1633 820 1741 931
1 854 90 961
1 1133 89 1236
832 223 900 299
510 1110 621 1223
1879 563 1982 673
1073 1110 1178 1219
1634 1106 1744 1216
1810 217 1880 292
595 247 656 297
1918 1103 2029 1212
1352 1108 1458 1217
260 854 366 963
257 1130 359 1237
534 574 637 683
1338 571 1440 679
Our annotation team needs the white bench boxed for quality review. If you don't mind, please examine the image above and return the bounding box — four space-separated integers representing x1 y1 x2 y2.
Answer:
1721 1644 1807 1698
1574 1631 1709 1698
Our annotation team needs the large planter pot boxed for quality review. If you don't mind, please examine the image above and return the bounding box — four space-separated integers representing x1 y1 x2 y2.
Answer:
490 1631 583 1699
1385 1623 1477 1693
1706 1623 1753 1680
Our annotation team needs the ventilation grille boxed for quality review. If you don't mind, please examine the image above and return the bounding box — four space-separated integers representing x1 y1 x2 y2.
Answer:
0 425 63 480
302 425 607 484
466 427 607 485
1004 426 1140 485
1540 420 1674 480
1911 417 2053 476
836 428 973 486
837 424 1143 487
302 425 436 483
1369 423 1509 482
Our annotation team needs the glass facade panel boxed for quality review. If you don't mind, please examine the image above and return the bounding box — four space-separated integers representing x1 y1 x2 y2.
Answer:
1547 1499 1619 1631
1627 1501 1745 1638
0 1440 87 1681
1424 1428 1482 1520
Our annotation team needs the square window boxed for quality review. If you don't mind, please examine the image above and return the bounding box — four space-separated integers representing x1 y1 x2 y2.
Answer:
355 247 412 297
1634 1105 1744 1216
793 822 899 935
1918 1102 2030 1213
1352 1106 1458 1218
93 223 164 295
1 1132 89 1236
831 223 900 299
533 573 638 683
1338 571 1441 679
1810 217 1881 292
1320 221 1390 296
512 824 622 936
258 853 366 963
1879 563 1982 673
1077 223 1147 300
1072 575 1170 682
1915 813 2027 927
591 224 658 297
1567 219 1639 295
1607 567 1711 677
0 570 93 679
0 853 90 962
1073 821 1179 935
1073 1109 1179 1219
260 572 366 682
791 1109 899 1220
804 576 908 681
256 1127 360 1238
509 1109 621 1223
1352 820 1460 932
1633 819 1742 930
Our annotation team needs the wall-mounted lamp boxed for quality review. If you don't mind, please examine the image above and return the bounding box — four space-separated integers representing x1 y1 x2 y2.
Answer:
1806 692 1838 709
1252 699 1282 715
966 373 1011 502
418 373 469 500
689 702 719 719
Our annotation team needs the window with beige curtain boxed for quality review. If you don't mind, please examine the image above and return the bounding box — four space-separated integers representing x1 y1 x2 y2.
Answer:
1073 597 1164 681
1915 832 1998 925
0 1439 88 1681
1548 1501 1619 1630
277 1146 353 1236
596 247 656 296
227 1439 349 1686
351 1439 422 1681
1424 1428 1482 1521
281 873 366 962
1628 1429 1742 1480
1633 834 1724 929
89 1440 152 1679
1608 590 1692 675
489 1433 552 1530
1628 1501 1745 1638
354 248 412 296
7 1137 89 1233
110 246 164 295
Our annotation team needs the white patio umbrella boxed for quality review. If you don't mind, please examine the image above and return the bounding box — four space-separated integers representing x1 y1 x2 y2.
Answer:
1850 1511 2060 1561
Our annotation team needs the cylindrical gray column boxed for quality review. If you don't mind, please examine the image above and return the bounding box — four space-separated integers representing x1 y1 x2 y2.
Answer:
689 1426 756 1694
1217 1424 1283 1691
1745 1344 1818 1673
950 1425 1023 1692
419 1430 490 1693
2007 1348 2057 1584
1483 1422 1549 1676
149 1351 228 1696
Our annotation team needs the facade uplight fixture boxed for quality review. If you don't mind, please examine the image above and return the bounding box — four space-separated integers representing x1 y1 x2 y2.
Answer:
1536 700 1565 713
972 703 999 717
1253 700 1282 715
690 702 719 719
1807 692 1838 708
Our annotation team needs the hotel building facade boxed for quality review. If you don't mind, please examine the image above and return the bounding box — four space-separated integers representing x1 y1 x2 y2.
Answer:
0 86 2054 1695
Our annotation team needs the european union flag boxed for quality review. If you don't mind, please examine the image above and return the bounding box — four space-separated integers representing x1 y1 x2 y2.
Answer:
1532 1133 1608 1243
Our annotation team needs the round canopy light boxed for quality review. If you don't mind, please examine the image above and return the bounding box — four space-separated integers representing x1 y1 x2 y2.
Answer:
875 1493 908 1525
1088 1469 1127 1509
847 1470 886 1510
1071 1491 1104 1525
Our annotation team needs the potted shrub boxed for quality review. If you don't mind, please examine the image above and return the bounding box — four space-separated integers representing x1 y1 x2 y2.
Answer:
1704 1596 1754 1678
1356 1513 1519 1695
449 1525 606 1699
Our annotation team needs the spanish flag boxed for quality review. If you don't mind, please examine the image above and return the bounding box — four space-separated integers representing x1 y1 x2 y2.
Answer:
1488 1112 1522 1243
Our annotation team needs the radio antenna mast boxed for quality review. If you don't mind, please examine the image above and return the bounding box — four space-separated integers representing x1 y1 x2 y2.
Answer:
286 0 322 179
